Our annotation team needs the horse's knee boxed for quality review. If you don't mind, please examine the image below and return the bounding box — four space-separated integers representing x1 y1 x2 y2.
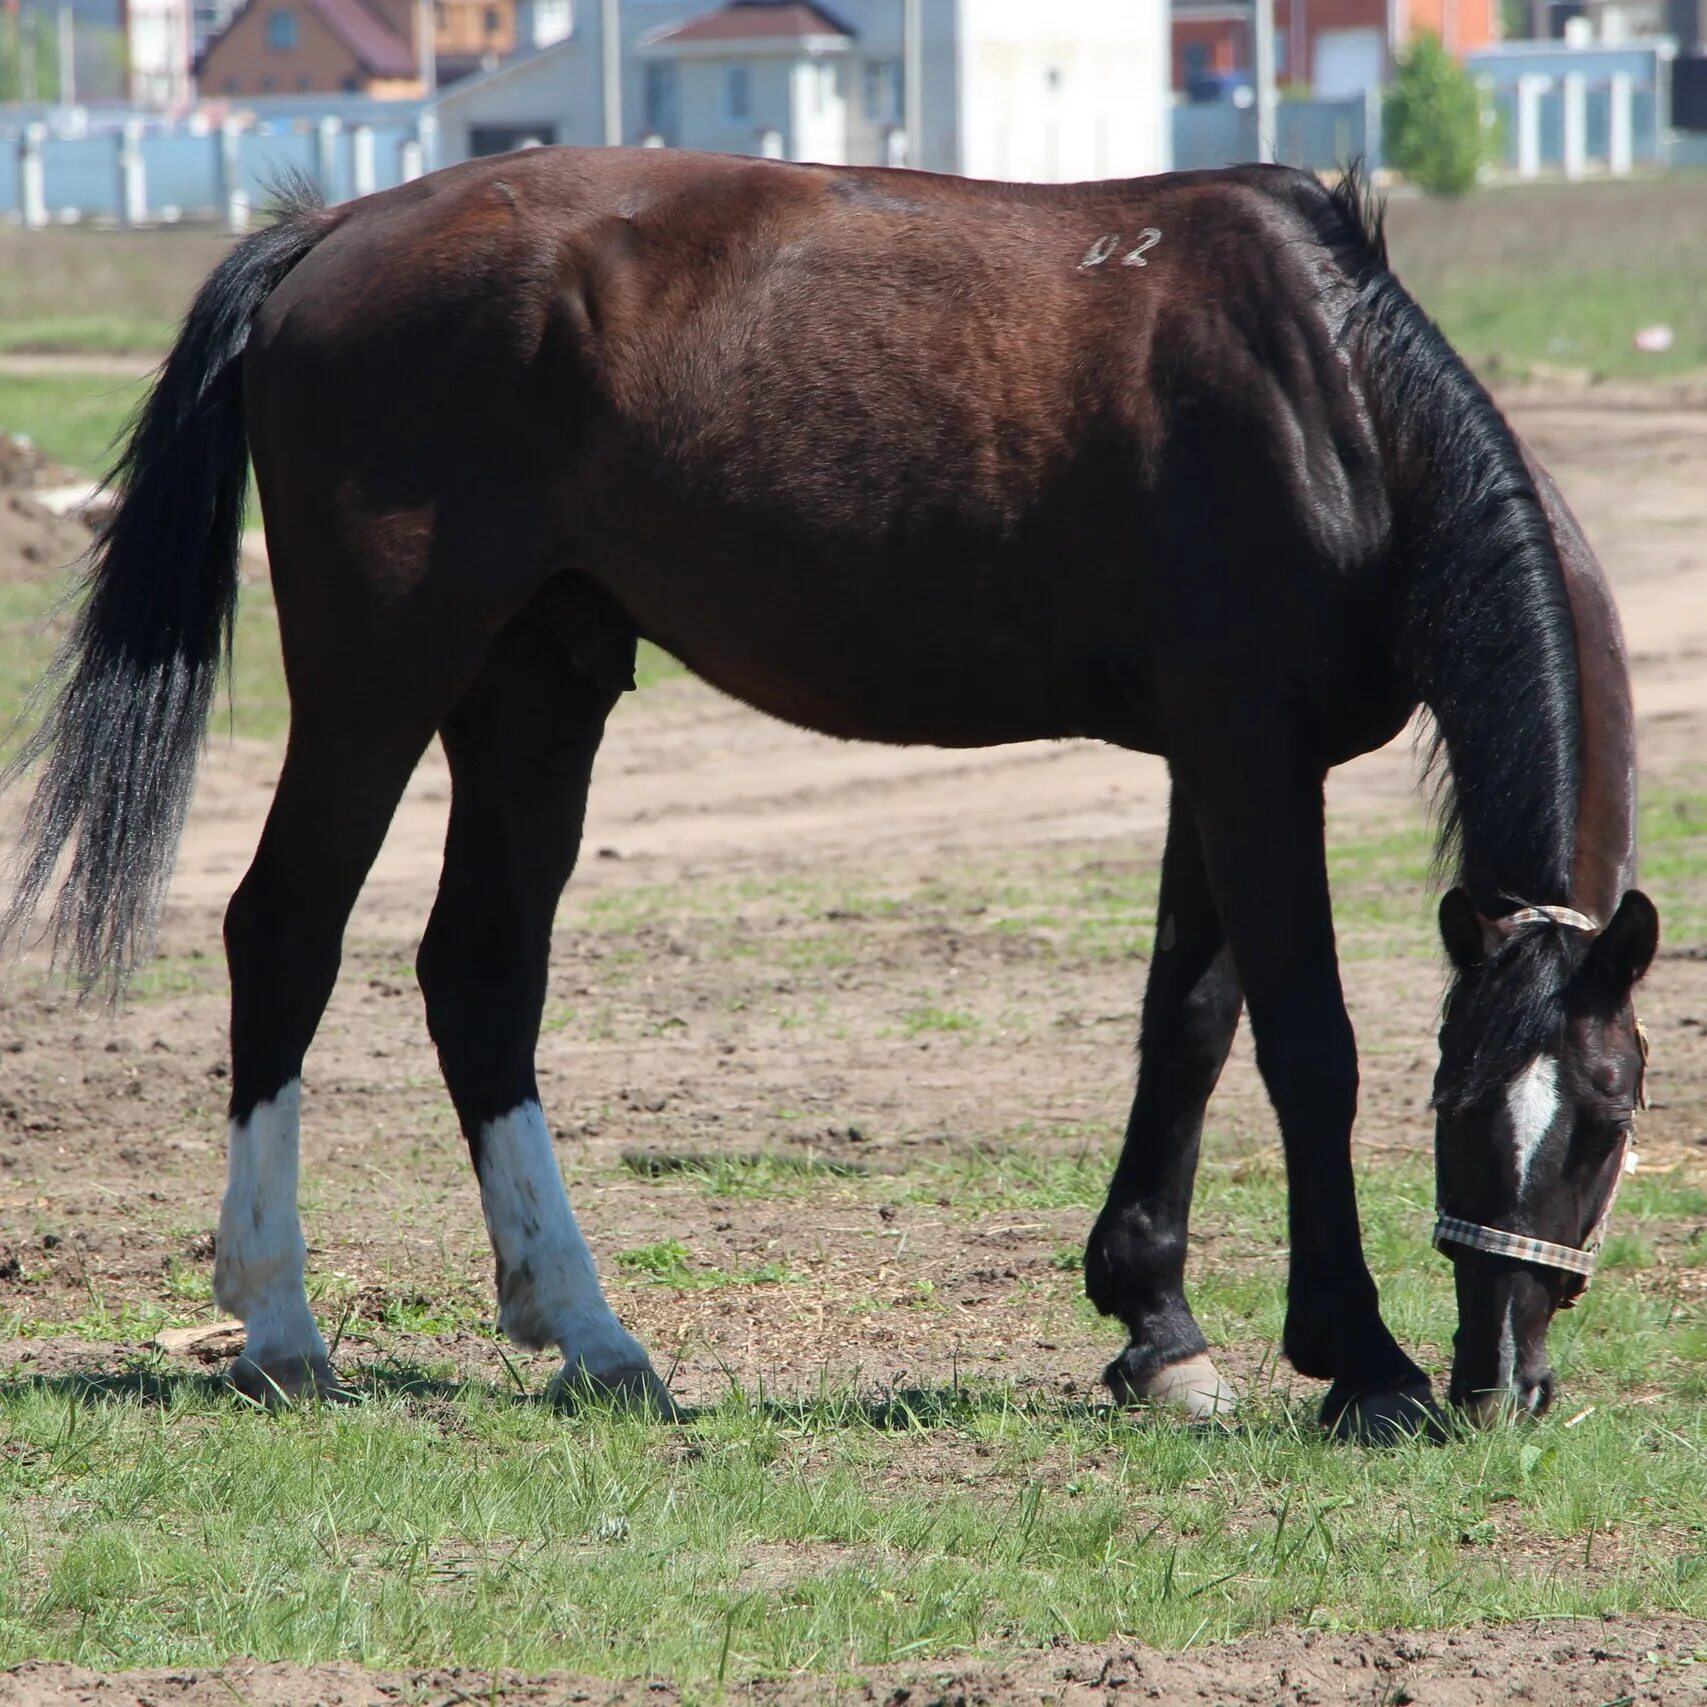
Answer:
1252 1021 1359 1131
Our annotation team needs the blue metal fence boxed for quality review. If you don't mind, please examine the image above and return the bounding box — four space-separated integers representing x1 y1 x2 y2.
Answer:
2 109 424 223
1171 94 1382 174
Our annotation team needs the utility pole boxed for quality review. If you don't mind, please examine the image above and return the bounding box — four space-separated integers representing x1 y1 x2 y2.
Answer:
57 5 74 105
602 0 622 145
20 8 36 104
902 0 922 167
417 0 437 97
1252 0 1276 163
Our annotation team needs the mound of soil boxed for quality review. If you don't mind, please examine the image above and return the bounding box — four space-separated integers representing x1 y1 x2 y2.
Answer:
0 434 94 590
0 432 76 494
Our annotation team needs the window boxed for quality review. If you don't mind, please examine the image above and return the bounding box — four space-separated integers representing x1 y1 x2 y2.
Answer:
433 2 445 25
530 0 571 46
260 73 276 89
643 62 677 134
814 61 835 114
862 59 901 123
726 64 750 122
265 8 296 49
484 5 499 29
297 72 310 88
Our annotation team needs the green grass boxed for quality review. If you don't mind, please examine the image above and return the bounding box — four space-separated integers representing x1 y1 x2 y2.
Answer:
2 1148 1703 1682
1386 173 1707 382
0 227 230 341
0 318 175 355
0 568 291 748
0 371 148 475
616 1239 796 1290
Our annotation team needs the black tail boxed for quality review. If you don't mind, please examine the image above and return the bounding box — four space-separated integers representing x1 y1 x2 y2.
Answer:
1308 167 1580 915
1 187 333 995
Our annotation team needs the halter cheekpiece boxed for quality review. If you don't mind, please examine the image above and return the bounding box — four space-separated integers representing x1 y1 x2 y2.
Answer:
1431 906 1647 1306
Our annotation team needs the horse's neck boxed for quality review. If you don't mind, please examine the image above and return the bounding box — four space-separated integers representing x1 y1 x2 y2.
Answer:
1521 443 1639 926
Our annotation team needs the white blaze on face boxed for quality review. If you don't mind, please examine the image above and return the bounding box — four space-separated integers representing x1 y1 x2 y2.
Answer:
1506 1053 1562 1192
213 1079 327 1370
476 1102 652 1379
1495 1305 1518 1399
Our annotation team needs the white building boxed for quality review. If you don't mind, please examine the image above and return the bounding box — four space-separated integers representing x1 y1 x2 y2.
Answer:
434 0 1170 180
125 0 195 107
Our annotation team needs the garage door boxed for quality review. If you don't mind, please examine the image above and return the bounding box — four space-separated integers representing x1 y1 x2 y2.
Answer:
1314 28 1385 98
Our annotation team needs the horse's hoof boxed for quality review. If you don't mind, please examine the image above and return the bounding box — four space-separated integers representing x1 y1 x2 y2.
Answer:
1322 1378 1448 1446
552 1361 682 1421
1106 1351 1238 1424
228 1353 352 1408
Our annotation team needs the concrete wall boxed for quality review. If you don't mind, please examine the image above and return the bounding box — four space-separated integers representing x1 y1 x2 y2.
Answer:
958 0 1170 179
790 55 848 162
670 53 803 156
433 32 601 157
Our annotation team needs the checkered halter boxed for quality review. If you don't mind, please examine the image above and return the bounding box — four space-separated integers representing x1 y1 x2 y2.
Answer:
1431 906 1649 1309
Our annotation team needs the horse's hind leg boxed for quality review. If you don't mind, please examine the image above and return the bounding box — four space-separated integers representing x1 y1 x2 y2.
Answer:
417 595 671 1413
218 699 447 1403
1085 787 1242 1421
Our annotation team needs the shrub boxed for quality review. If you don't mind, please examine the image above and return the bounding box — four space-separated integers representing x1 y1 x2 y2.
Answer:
1384 31 1492 197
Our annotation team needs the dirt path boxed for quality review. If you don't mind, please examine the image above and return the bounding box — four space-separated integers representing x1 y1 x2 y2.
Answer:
0 353 159 379
4 1614 1702 1704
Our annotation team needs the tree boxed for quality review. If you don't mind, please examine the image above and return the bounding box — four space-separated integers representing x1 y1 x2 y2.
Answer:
0 7 61 105
1384 31 1492 198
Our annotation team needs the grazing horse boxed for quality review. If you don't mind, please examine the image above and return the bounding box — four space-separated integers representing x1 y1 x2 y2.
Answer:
0 153 1655 1439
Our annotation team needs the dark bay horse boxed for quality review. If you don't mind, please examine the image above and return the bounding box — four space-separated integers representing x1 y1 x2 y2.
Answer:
1 152 1656 1439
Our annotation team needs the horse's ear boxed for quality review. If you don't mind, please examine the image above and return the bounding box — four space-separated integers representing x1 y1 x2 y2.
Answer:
1439 888 1485 972
1586 890 1659 993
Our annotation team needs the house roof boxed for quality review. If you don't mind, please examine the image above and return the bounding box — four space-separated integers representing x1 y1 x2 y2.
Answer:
303 0 418 79
645 0 855 48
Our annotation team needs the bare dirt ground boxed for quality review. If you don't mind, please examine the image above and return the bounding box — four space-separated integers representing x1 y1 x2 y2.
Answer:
5 1613 1704 1705
2 388 1706 1699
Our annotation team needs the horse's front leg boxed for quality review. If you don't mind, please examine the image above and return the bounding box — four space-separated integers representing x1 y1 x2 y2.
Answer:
1086 786 1242 1421
1183 745 1442 1443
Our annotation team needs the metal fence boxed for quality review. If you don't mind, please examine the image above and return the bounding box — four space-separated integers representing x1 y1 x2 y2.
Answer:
1469 42 1671 176
1 107 431 227
1171 93 1383 174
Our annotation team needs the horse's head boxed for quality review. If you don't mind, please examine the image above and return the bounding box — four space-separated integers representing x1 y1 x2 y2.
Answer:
1432 889 1658 1423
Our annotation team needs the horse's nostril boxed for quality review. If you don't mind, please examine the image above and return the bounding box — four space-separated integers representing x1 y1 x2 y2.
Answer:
1525 1371 1556 1417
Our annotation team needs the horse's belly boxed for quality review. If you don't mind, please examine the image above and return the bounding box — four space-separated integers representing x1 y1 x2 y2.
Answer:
590 544 1157 750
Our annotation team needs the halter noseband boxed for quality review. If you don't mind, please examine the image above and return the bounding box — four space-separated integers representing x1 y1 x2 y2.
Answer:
1431 906 1648 1307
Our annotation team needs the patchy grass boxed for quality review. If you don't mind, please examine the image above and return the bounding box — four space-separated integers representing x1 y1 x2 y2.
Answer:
0 319 175 356
1 1139 1704 1683
0 226 229 347
0 568 291 752
616 1240 796 1290
1386 172 1707 382
0 371 148 475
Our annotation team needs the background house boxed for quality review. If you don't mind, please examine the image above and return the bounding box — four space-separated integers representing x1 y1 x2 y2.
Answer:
434 0 1170 179
199 0 516 97
1171 0 1497 98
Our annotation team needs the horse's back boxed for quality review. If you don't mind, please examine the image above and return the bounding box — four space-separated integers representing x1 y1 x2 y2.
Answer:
244 150 1405 752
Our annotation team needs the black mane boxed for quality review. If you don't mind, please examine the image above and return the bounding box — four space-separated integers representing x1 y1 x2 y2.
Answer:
1312 166 1582 919
1305 167 1586 1112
